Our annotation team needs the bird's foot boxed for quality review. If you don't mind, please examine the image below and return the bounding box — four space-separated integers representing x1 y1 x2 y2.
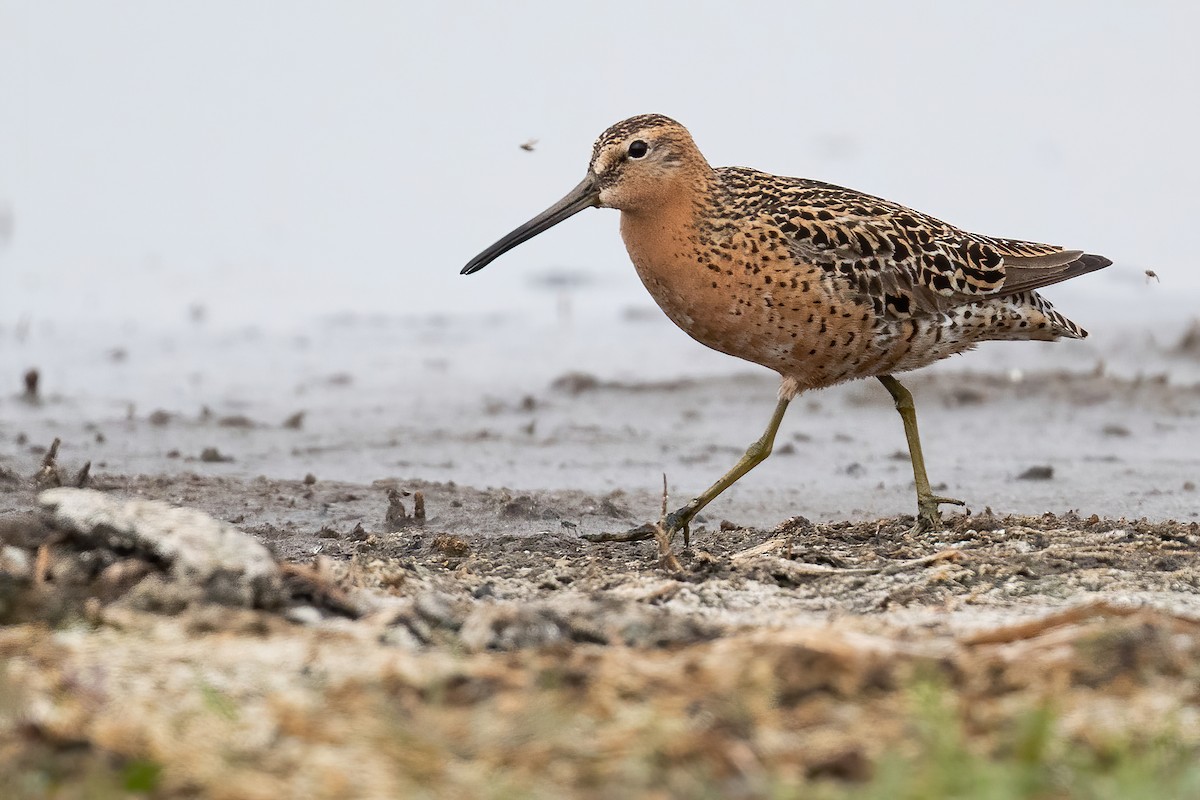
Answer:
915 493 966 532
602 504 697 547
662 506 696 549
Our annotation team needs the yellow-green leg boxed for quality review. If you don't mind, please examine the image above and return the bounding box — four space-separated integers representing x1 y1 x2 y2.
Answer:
877 374 964 530
664 395 791 546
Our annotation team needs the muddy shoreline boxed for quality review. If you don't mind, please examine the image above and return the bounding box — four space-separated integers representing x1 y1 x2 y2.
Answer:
3 459 1200 796
2 354 1200 796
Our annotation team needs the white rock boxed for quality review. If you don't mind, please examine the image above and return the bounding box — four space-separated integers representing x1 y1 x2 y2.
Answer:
38 488 283 608
0 545 31 579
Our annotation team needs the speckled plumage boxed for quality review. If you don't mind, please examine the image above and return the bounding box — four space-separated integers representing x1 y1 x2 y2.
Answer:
463 114 1111 533
598 114 1109 396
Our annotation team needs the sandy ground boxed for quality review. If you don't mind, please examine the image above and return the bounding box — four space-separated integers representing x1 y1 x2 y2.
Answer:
2 315 1200 797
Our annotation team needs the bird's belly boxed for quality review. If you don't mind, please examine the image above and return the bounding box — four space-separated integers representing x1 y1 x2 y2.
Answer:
626 247 884 389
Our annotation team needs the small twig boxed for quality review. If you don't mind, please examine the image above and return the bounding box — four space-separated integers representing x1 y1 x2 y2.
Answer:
653 524 682 571
413 491 426 523
34 438 63 488
74 461 91 488
878 548 962 575
654 474 682 572
743 548 962 580
384 488 408 531
961 601 1148 646
41 438 60 468
730 538 788 562
22 368 40 403
34 543 52 584
581 525 655 543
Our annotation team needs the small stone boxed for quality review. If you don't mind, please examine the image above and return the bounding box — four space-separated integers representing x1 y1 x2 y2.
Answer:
1016 465 1054 481
0 545 31 579
432 534 469 556
200 447 233 463
284 605 324 626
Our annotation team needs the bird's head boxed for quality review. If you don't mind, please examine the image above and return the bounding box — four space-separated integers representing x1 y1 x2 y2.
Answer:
461 114 707 275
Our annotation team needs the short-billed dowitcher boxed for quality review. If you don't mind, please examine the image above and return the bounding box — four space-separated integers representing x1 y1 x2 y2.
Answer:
462 114 1110 535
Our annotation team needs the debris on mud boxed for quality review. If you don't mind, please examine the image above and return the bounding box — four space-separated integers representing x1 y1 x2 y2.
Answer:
31 438 90 489
21 368 39 403
1016 464 1055 481
384 487 420 530
198 446 233 463
38 487 284 608
3 473 1200 798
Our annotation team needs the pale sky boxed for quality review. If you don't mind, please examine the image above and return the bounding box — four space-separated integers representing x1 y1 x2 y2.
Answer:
2 1 1197 329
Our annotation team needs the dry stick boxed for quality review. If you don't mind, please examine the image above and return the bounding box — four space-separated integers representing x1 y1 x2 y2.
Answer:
384 488 408 531
877 549 962 575
581 476 689 551
580 479 663 543
413 491 426 523
41 437 60 468
958 600 1200 646
34 542 52 585
728 538 787 561
22 368 39 402
31 529 67 586
34 437 63 488
736 548 962 578
580 526 655 543
653 473 682 572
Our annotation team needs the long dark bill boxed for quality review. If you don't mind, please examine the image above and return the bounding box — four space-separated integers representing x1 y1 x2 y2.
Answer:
461 174 600 275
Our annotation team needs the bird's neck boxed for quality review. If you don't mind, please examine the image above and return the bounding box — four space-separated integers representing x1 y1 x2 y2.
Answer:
618 172 724 336
618 171 714 272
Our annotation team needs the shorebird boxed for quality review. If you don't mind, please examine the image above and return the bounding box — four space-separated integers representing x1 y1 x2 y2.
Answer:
462 114 1110 536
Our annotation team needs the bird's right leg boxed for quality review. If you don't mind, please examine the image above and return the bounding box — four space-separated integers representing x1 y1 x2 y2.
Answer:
877 374 965 531
663 392 792 546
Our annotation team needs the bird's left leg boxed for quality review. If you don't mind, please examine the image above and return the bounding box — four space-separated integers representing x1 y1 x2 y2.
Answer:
663 387 793 546
877 374 965 531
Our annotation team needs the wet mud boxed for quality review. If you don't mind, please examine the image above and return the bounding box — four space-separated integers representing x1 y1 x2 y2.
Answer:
2 328 1200 796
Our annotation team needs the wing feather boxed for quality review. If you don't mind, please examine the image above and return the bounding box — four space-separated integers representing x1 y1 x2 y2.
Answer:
716 168 1112 318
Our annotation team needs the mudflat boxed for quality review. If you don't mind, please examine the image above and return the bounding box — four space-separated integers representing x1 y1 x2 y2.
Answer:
2 315 1199 797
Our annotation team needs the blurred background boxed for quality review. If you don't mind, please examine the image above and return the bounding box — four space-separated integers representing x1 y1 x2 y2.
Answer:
1 2 1198 516
4 2 1196 327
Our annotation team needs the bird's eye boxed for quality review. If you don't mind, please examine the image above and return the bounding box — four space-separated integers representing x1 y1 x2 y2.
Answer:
627 140 649 159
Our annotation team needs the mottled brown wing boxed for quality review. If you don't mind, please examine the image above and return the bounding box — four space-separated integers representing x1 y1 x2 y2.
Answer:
736 170 1111 316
